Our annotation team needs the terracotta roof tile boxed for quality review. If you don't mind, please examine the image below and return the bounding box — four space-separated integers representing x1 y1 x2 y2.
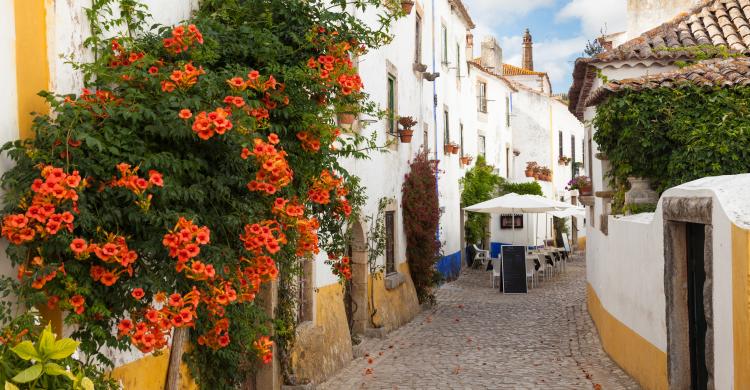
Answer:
596 0 750 62
569 0 750 118
502 63 547 76
586 56 750 106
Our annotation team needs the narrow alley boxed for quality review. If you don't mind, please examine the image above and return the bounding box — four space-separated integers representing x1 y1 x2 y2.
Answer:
320 255 639 389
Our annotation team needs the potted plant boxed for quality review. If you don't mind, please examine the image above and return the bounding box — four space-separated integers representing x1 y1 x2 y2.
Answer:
336 104 358 125
401 0 415 14
444 143 453 154
525 161 538 177
558 156 571 166
460 155 473 165
450 142 460 154
566 175 592 196
540 167 552 181
398 116 417 143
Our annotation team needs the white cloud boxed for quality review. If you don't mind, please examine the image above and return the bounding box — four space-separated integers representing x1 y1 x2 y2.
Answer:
556 0 627 37
463 0 556 34
500 34 588 91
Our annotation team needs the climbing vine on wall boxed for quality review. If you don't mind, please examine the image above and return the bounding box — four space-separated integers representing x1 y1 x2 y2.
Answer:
401 149 441 305
0 0 400 388
460 156 502 246
593 85 750 193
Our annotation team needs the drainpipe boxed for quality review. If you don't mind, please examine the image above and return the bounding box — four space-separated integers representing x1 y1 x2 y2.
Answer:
431 0 440 247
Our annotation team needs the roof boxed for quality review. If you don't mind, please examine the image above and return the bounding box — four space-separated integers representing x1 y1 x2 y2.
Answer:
586 56 750 106
467 61 518 91
502 63 547 76
568 0 750 118
448 0 476 29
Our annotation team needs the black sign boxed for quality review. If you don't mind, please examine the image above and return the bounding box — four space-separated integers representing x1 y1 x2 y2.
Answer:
501 245 528 294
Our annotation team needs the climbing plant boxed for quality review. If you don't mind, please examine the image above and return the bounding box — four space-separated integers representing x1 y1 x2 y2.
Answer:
0 0 400 388
593 85 750 193
459 156 502 246
401 149 441 305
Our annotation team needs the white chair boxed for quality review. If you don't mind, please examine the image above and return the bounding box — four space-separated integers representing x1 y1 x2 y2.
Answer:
490 258 502 289
525 255 537 289
473 244 490 269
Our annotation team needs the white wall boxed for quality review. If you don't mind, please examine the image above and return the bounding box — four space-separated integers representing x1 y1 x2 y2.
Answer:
587 174 750 390
625 0 702 40
0 0 20 303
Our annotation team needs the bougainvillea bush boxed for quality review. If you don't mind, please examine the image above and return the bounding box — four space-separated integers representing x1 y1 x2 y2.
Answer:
0 0 400 387
401 149 441 304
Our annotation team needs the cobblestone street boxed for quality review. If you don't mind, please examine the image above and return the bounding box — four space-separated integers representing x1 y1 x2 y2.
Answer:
319 254 640 389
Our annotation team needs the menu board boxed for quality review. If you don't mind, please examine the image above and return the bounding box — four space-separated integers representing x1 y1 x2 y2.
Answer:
501 245 528 294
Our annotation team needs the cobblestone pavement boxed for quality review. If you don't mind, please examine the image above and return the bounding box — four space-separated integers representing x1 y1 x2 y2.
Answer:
318 254 641 390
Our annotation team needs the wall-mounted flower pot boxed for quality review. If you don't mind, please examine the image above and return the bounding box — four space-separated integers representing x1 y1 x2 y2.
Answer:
450 145 460 154
580 183 593 196
444 144 452 154
401 0 415 14
337 113 356 125
399 128 414 143
525 170 534 177
594 152 608 160
460 156 471 165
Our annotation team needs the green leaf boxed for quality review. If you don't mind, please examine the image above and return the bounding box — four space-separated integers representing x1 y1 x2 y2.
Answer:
10 341 39 361
11 363 43 383
43 362 70 376
80 377 95 390
37 323 55 358
47 338 80 360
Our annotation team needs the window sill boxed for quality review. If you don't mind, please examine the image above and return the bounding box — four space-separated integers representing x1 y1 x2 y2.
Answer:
384 272 405 290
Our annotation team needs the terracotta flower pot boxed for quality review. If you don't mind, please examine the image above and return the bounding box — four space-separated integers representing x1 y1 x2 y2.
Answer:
450 145 460 154
399 128 414 143
525 169 533 177
337 113 356 125
401 0 415 14
580 184 593 196
460 157 470 165
444 144 452 154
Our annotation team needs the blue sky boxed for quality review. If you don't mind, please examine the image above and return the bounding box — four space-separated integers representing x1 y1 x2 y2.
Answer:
461 0 627 93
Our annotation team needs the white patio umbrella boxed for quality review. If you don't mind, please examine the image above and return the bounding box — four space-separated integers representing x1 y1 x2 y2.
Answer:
464 193 561 247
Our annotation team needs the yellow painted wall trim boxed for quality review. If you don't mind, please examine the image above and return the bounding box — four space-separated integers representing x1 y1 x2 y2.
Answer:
587 284 668 390
732 225 750 388
110 350 197 390
14 0 50 139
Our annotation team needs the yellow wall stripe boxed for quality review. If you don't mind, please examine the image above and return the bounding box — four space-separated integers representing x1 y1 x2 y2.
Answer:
14 0 50 139
732 225 750 388
587 284 668 390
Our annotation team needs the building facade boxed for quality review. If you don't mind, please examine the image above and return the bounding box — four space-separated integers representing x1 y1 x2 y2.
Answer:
569 1 750 388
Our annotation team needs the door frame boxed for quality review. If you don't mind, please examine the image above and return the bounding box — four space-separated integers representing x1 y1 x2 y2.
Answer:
663 196 715 389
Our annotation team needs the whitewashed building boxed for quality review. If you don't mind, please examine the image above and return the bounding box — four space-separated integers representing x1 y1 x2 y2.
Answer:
568 1 750 389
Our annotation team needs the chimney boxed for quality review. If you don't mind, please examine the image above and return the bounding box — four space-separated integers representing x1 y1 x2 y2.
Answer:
480 36 502 72
522 28 533 71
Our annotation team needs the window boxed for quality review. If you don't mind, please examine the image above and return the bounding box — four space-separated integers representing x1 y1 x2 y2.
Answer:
478 82 488 113
505 147 510 178
456 42 461 79
441 24 448 64
505 96 511 127
415 14 422 64
443 109 450 145
571 135 576 165
385 211 395 274
478 135 486 156
459 124 464 156
387 74 396 134
558 131 564 157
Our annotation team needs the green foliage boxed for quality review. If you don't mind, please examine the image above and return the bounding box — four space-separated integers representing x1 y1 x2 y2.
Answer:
0 312 115 390
594 85 750 193
0 0 399 388
459 156 502 245
499 181 543 196
623 203 657 215
401 149 441 305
